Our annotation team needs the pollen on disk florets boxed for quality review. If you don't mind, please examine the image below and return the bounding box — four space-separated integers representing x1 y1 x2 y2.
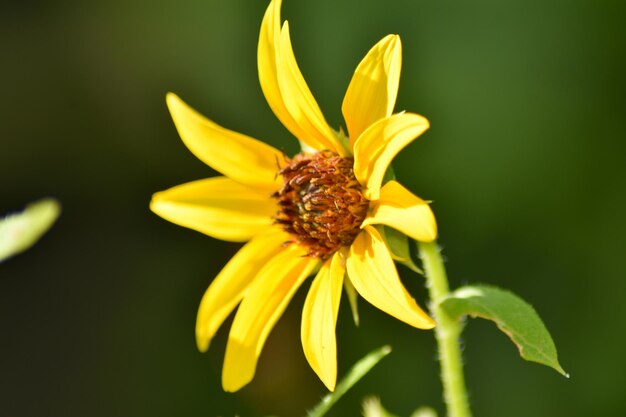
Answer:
272 150 370 260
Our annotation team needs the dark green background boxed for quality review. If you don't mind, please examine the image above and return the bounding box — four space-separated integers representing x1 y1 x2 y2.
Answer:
2 0 625 416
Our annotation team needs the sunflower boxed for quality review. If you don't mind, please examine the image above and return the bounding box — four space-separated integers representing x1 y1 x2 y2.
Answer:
151 0 437 392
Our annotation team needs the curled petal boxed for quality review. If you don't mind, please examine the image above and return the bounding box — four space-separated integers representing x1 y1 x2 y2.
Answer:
353 113 429 200
362 180 437 242
258 0 289 133
222 244 318 392
150 177 276 242
276 23 345 154
342 34 402 148
346 226 434 329
258 0 344 154
166 93 282 190
301 252 344 391
195 229 290 352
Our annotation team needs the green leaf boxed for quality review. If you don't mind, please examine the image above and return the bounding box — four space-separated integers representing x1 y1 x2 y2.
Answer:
381 226 422 274
0 199 60 263
440 284 567 376
307 345 392 417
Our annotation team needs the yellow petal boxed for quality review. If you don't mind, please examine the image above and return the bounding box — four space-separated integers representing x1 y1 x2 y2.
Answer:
346 226 435 329
258 0 290 133
276 23 345 154
195 229 290 352
342 34 402 148
150 177 276 242
222 244 318 392
353 113 429 200
166 93 282 190
258 0 294 136
258 0 344 155
301 252 344 391
362 180 437 242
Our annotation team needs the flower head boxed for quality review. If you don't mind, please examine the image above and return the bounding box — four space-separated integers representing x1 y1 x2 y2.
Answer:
151 0 437 392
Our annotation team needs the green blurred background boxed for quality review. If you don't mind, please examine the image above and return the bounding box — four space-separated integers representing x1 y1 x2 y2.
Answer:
2 0 625 416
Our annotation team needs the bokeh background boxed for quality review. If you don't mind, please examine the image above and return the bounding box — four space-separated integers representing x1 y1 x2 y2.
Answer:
2 0 625 416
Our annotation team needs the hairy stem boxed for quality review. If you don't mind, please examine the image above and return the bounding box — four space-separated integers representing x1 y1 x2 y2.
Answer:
419 241 472 417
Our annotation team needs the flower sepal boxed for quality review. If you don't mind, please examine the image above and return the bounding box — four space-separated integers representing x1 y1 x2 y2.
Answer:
378 225 423 274
343 268 360 326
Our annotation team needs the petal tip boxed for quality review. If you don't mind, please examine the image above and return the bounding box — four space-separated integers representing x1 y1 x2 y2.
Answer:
322 376 337 392
165 91 182 109
422 208 438 242
389 33 401 46
196 334 210 353
222 348 254 392
421 318 436 330
408 309 436 329
148 195 165 215
221 378 242 393
423 230 438 243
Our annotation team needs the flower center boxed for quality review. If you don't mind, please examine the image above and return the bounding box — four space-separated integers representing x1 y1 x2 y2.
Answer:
272 150 370 259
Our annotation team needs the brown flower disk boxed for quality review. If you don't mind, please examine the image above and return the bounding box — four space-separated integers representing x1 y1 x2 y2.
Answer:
273 150 370 259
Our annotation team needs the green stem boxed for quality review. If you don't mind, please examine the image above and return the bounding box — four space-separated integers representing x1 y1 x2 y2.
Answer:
307 345 392 417
418 241 472 417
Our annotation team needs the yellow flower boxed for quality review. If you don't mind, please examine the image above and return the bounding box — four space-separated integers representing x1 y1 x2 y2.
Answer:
151 0 437 392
